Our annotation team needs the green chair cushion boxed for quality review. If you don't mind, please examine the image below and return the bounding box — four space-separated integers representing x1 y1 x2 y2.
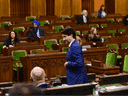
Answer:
107 30 116 37
45 41 57 51
90 25 98 28
119 29 126 33
106 52 116 66
103 37 108 41
27 17 35 21
63 48 68 52
106 19 114 23
94 15 98 19
61 40 64 44
123 55 128 72
32 50 43 54
61 16 69 20
83 31 88 35
117 19 122 21
13 64 23 71
14 28 24 34
13 51 26 63
122 44 128 49
54 26 63 33
40 22 48 27
0 23 9 28
99 84 124 88
75 32 79 36
0 43 3 54
108 45 119 54
102 24 107 28
66 26 71 28
117 55 122 59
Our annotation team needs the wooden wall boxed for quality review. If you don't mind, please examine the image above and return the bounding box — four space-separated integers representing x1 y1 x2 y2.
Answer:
0 0 10 18
10 0 30 18
94 0 105 13
46 0 54 16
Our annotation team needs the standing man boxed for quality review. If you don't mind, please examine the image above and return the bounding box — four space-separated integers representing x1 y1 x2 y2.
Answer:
61 28 90 85
28 20 45 42
78 10 89 25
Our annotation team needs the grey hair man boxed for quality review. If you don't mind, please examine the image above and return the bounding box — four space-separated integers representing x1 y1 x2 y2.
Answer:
78 10 89 25
30 66 51 88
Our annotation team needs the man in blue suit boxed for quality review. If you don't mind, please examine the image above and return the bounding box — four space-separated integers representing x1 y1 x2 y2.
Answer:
61 28 90 85
30 66 51 89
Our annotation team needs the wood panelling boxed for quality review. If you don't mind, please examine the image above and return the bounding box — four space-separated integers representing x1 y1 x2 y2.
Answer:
46 0 54 16
10 0 30 18
94 0 105 13
105 0 115 14
82 0 94 16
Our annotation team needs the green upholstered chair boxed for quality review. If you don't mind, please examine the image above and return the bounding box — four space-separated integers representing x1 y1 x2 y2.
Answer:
107 30 116 37
61 16 69 20
30 49 45 54
101 24 107 28
89 24 99 28
0 23 9 28
105 52 116 66
123 54 128 72
12 50 27 82
102 37 109 41
106 19 114 23
121 43 128 49
0 42 3 54
75 31 80 36
116 18 123 22
99 84 124 88
118 29 126 33
44 39 57 51
26 16 36 21
59 39 64 44
93 15 98 19
13 27 25 34
40 22 48 27
62 47 68 52
82 31 88 35
53 25 64 33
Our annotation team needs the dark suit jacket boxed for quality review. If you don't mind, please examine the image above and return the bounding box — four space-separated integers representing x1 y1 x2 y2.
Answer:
28 27 45 42
3 37 20 47
78 15 89 25
66 40 90 85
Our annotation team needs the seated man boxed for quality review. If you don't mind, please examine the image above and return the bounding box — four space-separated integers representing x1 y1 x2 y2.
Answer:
78 10 89 25
28 20 45 42
8 83 44 96
30 66 51 88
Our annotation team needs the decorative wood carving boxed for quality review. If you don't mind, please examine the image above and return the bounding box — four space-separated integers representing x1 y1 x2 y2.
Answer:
2 62 10 73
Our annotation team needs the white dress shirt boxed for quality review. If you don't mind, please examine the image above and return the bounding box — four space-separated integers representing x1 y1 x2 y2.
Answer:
69 40 75 47
36 28 40 37
83 15 87 23
101 11 106 17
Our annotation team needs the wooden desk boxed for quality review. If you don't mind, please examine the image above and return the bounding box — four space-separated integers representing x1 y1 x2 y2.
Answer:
0 56 13 82
86 65 120 75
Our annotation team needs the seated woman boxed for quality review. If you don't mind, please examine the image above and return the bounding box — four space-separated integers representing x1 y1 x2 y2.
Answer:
123 15 128 26
88 27 101 47
98 5 108 18
3 30 20 48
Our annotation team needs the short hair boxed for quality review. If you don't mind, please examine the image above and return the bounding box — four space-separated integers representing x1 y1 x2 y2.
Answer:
32 20 40 26
9 83 44 96
81 10 87 15
30 66 45 81
61 28 76 39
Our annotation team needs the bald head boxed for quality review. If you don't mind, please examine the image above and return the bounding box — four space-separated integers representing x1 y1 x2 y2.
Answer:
30 66 45 81
81 10 88 16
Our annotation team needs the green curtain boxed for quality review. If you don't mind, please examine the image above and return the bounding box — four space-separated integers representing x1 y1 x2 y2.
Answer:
83 31 88 35
45 41 57 51
14 28 24 34
54 26 63 33
119 29 126 33
122 44 128 49
0 23 9 28
108 45 119 54
31 50 43 54
0 43 3 54
123 55 128 72
40 22 48 27
106 52 116 66
27 17 35 21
